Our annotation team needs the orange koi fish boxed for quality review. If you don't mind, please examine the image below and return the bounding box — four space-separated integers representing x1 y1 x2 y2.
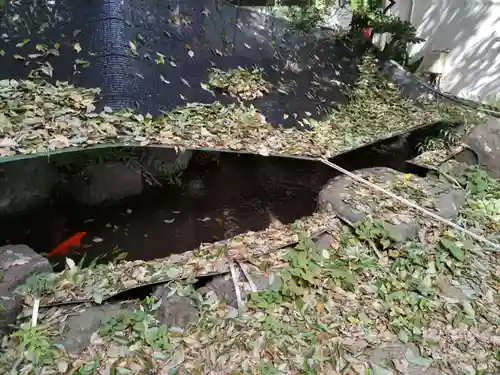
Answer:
48 232 87 257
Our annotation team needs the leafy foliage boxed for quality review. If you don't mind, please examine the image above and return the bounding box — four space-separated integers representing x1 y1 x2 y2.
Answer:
286 6 325 31
10 323 58 366
350 8 424 67
99 311 173 352
354 218 405 249
208 66 271 101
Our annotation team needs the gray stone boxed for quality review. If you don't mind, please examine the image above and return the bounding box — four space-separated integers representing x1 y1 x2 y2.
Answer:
141 148 192 179
198 272 278 308
54 302 136 355
463 117 500 177
453 148 478 167
437 160 474 179
0 292 21 338
317 167 466 241
314 233 336 250
71 161 143 205
186 179 205 198
199 275 238 307
153 285 199 330
318 175 367 224
0 244 52 334
0 158 58 215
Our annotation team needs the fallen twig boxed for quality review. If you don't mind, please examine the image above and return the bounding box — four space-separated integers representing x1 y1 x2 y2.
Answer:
39 270 229 308
430 166 463 189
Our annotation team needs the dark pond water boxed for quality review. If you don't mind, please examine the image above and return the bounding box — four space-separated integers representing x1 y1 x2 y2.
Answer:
0 151 335 268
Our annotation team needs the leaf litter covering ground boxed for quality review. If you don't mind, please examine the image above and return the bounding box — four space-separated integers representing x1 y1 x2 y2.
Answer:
410 121 482 168
0 55 483 159
207 67 272 101
17 212 338 307
2 165 500 374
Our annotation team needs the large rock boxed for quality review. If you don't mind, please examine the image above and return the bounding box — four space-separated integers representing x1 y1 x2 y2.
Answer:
153 285 199 330
71 161 143 205
0 244 52 335
0 158 58 215
317 167 466 241
461 117 500 177
53 302 136 354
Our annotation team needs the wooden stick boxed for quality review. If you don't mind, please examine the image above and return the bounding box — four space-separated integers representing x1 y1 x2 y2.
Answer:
226 250 245 316
31 298 40 327
320 159 500 252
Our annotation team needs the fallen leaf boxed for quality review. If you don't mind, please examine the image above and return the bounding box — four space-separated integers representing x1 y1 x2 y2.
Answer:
405 347 433 367
160 74 170 84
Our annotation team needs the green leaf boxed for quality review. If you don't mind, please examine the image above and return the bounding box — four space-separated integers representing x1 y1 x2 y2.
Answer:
117 368 134 374
382 222 405 242
166 267 181 278
440 238 465 261
75 59 90 68
329 267 352 280
155 52 165 65
93 291 104 304
387 290 405 301
397 329 409 343
405 347 433 366
371 364 394 375
380 238 391 249
462 301 476 319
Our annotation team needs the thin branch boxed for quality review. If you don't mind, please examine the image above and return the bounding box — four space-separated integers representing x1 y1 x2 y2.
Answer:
429 166 463 189
320 159 500 252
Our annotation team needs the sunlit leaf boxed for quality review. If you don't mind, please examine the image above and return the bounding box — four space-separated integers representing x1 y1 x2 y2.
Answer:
155 52 165 65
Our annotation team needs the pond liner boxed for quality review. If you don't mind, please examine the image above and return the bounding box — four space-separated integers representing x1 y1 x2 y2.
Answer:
0 1 478 165
0 0 362 128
